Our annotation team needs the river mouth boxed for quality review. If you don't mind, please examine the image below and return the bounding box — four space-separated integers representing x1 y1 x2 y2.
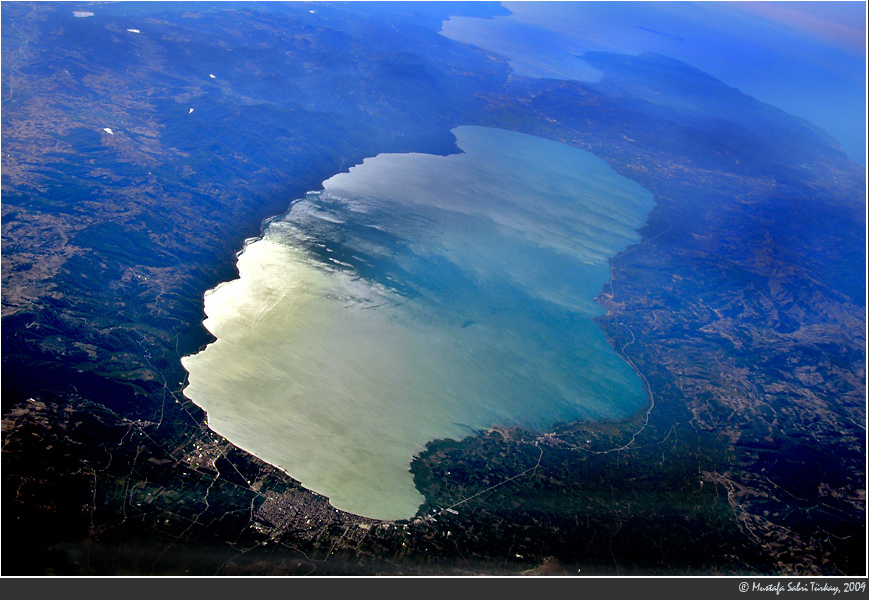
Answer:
181 126 655 521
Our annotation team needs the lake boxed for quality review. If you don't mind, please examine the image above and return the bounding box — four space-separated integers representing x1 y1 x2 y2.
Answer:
182 126 655 520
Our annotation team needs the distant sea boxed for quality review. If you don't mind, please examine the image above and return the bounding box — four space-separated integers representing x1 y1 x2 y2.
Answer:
443 2 866 164
182 126 655 520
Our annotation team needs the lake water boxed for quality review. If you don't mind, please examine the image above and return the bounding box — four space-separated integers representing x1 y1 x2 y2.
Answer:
182 126 655 520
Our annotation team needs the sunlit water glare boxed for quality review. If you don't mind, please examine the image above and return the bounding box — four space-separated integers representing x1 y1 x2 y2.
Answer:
182 126 654 520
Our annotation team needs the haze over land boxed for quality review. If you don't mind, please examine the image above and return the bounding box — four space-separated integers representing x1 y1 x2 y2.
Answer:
446 1 867 164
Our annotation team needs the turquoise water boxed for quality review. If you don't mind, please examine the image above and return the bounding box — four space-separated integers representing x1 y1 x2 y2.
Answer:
182 126 655 520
